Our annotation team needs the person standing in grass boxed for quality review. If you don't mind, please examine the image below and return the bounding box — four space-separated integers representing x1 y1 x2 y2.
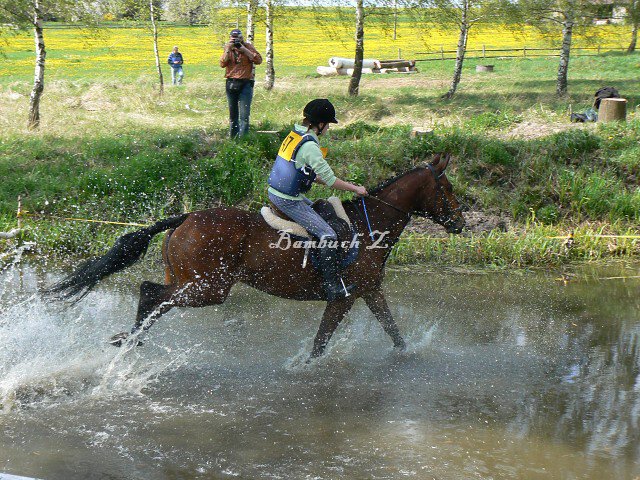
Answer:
220 29 262 138
168 46 184 86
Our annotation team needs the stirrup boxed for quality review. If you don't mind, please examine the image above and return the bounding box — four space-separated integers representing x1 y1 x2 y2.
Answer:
325 278 355 301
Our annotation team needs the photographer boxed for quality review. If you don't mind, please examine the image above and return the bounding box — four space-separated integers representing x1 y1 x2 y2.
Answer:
219 29 262 138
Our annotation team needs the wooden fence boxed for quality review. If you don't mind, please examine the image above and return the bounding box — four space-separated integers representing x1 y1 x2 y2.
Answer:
411 45 627 62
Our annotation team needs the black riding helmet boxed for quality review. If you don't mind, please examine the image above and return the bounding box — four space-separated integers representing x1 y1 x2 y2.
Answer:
303 99 339 125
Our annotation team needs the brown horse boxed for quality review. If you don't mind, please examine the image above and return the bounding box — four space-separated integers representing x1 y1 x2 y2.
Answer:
45 153 465 357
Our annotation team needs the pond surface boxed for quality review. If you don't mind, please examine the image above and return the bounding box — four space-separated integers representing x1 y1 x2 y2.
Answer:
1 260 639 480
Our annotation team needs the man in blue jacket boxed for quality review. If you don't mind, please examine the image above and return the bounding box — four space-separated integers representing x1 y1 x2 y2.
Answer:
167 46 184 86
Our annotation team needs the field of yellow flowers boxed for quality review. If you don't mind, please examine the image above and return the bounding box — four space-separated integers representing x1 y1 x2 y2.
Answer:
1 9 629 82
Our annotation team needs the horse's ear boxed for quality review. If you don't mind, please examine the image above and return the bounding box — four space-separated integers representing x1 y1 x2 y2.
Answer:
433 153 450 173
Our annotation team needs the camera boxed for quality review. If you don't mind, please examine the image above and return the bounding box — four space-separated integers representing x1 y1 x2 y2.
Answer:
233 38 241 47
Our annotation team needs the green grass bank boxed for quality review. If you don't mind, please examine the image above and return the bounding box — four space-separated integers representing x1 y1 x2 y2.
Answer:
0 53 638 267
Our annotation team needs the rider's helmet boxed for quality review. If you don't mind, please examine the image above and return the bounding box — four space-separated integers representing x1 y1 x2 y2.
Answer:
303 99 339 125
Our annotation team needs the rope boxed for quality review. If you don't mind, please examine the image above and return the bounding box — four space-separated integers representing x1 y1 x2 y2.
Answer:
20 212 149 228
403 233 640 241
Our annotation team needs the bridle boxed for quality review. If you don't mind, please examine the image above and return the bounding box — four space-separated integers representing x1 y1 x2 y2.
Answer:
361 165 464 228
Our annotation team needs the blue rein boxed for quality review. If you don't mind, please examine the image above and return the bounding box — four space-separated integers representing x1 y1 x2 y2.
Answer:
360 197 375 241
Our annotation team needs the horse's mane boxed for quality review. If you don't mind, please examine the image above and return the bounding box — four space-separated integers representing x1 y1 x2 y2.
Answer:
366 166 425 195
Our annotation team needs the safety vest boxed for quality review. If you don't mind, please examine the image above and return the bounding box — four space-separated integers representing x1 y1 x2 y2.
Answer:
268 130 323 196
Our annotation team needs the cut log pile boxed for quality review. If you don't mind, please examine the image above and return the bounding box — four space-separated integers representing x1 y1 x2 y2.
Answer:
317 57 418 76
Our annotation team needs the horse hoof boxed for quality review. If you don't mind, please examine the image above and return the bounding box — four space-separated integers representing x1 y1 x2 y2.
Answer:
108 332 128 347
108 332 144 347
394 340 407 352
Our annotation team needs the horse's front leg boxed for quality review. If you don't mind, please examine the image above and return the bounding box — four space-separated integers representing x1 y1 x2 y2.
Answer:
310 296 356 358
363 289 406 350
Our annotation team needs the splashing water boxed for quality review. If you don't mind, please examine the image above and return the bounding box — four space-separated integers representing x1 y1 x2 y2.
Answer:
0 264 195 412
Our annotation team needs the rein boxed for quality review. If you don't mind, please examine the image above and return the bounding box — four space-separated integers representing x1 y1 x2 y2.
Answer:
357 164 462 233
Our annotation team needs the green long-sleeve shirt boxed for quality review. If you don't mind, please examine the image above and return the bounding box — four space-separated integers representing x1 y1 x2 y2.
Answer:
268 124 337 201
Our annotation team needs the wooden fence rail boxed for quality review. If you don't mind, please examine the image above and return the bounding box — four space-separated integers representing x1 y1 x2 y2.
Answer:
414 45 626 61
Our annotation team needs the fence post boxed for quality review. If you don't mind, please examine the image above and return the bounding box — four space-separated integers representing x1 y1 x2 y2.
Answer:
482 44 485 58
398 48 401 59
441 46 444 60
17 195 22 231
523 45 526 57
597 45 601 55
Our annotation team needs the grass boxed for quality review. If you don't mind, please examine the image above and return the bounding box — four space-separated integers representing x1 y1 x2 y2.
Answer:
0 23 638 267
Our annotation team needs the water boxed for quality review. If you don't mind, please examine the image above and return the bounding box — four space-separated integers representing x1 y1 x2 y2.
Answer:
1 260 639 479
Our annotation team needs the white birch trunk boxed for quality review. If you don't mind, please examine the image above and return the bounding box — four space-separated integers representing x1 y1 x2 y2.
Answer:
246 0 257 44
348 0 365 97
150 0 164 95
556 18 573 95
444 1 469 100
628 19 638 53
265 0 275 90
28 0 46 130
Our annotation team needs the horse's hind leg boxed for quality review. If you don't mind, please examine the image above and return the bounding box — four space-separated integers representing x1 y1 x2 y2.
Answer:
363 289 406 350
134 281 176 331
109 281 175 346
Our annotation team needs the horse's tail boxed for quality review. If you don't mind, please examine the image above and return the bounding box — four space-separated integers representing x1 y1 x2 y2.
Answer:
43 214 189 303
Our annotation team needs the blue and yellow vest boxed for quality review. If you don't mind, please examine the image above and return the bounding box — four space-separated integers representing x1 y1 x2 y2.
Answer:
268 130 324 196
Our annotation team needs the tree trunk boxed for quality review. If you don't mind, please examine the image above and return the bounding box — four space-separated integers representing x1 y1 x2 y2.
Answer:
265 0 275 90
348 0 365 97
28 0 46 130
444 1 469 100
556 19 573 96
628 0 638 53
150 0 164 95
246 0 257 44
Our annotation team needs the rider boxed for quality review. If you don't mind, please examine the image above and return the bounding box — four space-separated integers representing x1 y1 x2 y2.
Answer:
268 99 368 301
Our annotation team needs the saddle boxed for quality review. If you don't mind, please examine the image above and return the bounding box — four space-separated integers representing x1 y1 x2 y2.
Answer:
260 196 359 270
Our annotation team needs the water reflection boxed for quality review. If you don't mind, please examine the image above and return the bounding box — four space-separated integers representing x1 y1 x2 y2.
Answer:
0 261 638 479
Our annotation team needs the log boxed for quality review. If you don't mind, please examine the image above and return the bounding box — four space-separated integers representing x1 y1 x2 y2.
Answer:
316 66 340 76
328 57 381 69
317 66 374 76
476 65 494 72
598 98 627 122
411 128 434 138
378 60 416 69
380 68 418 74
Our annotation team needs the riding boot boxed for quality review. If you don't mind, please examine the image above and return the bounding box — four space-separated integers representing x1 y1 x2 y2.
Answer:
317 244 354 301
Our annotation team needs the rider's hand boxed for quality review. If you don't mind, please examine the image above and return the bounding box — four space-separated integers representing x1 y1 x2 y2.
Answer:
353 185 368 196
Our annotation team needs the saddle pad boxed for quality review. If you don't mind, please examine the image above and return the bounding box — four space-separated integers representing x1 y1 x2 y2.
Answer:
261 196 351 238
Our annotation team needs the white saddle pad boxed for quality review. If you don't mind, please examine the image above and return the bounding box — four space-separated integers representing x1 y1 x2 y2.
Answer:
261 196 351 238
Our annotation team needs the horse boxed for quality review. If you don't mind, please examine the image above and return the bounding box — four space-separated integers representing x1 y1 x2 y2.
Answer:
44 153 466 358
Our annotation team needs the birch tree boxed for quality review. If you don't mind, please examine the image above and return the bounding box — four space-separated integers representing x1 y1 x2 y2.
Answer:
264 0 275 89
246 0 258 43
0 0 97 129
348 0 365 96
624 0 639 52
311 1 395 97
108 0 165 94
166 0 209 24
149 0 164 94
416 0 505 99
519 0 605 95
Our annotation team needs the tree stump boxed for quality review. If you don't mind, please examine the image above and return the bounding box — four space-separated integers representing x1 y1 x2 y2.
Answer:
476 65 494 72
598 98 627 122
411 128 434 138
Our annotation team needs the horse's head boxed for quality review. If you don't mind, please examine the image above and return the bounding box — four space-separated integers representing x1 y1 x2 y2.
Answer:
414 153 466 234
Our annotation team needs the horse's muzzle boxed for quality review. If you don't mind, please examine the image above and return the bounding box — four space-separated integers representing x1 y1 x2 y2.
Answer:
445 216 466 234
